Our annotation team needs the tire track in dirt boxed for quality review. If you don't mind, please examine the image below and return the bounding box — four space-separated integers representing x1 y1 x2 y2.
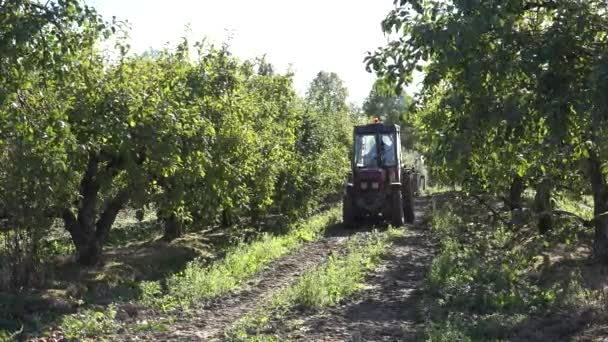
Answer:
270 196 435 342
120 223 376 341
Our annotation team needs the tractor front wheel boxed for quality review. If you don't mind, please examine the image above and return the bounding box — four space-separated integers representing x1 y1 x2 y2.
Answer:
391 190 405 227
343 195 355 227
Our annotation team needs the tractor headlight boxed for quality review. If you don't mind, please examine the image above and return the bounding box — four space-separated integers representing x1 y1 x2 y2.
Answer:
371 182 379 190
360 182 368 190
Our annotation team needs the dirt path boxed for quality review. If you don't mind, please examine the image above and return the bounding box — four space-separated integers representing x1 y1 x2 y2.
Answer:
268 197 435 342
120 223 376 341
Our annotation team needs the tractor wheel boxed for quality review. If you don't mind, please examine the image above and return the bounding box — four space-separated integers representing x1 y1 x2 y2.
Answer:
403 182 415 223
343 195 355 227
391 190 405 227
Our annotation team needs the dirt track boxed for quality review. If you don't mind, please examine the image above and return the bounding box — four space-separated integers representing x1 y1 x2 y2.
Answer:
258 197 434 341
120 223 381 341
296 198 433 341
116 197 433 341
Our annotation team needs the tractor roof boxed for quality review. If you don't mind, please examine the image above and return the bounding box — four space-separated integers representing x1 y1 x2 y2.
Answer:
354 122 400 135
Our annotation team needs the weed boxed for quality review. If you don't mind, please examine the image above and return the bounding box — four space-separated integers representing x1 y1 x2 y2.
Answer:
0 324 22 342
289 231 391 308
426 316 471 342
60 305 118 340
133 318 172 333
423 192 607 341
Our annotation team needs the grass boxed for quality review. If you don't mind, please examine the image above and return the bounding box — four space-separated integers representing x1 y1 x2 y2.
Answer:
59 305 118 341
0 325 23 342
423 191 608 341
289 228 399 308
137 207 341 311
50 207 340 340
132 317 174 333
225 227 403 341
554 194 593 220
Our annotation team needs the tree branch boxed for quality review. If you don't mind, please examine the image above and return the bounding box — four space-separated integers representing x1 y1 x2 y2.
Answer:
95 188 130 244
524 1 557 11
472 193 512 226
552 209 592 227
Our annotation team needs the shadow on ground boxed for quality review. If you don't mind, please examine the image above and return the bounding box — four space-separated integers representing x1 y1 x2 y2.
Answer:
0 216 234 340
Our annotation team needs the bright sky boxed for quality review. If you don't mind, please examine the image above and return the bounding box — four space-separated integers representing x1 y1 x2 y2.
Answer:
87 0 409 105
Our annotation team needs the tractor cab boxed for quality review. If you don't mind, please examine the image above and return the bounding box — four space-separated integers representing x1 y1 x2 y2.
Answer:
343 120 415 226
353 123 401 187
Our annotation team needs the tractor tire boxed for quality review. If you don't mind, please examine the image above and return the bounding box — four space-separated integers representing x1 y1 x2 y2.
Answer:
391 190 405 227
343 195 355 227
403 182 415 223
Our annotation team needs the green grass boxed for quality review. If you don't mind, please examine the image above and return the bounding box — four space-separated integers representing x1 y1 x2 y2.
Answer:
423 192 607 341
553 194 593 221
59 305 118 341
0 326 23 342
48 207 340 340
225 227 403 341
289 229 398 308
133 317 174 333
138 207 341 311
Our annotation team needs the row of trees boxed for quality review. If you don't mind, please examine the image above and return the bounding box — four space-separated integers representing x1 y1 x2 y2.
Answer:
368 0 608 261
0 0 354 289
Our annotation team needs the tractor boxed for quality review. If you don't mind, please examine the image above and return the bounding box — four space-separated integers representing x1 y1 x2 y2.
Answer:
342 121 416 227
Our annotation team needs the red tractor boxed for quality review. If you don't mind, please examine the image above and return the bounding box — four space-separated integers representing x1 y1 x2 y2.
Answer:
342 121 416 227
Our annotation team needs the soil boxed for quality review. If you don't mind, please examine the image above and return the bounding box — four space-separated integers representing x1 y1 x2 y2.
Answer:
30 198 435 342
259 197 435 342
117 222 396 341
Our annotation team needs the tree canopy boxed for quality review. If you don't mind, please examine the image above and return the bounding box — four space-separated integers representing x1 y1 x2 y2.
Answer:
0 1 354 286
367 0 608 261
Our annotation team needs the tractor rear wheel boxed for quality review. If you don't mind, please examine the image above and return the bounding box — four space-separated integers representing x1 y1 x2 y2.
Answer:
391 190 405 227
343 195 355 227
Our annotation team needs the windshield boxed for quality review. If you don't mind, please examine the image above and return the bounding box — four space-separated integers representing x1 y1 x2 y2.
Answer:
355 134 377 167
380 134 397 166
354 133 398 167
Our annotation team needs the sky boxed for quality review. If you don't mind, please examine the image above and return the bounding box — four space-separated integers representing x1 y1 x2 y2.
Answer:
87 0 415 105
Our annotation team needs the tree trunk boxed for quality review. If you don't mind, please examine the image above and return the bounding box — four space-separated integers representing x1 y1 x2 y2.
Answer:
221 208 233 227
74 239 103 266
62 153 129 266
533 178 553 235
588 150 608 262
162 213 183 242
508 175 525 211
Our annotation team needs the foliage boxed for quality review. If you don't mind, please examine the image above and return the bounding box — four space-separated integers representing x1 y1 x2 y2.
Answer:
363 79 411 125
367 0 608 261
426 318 472 342
277 71 354 218
424 194 606 340
0 0 109 287
0 0 353 289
